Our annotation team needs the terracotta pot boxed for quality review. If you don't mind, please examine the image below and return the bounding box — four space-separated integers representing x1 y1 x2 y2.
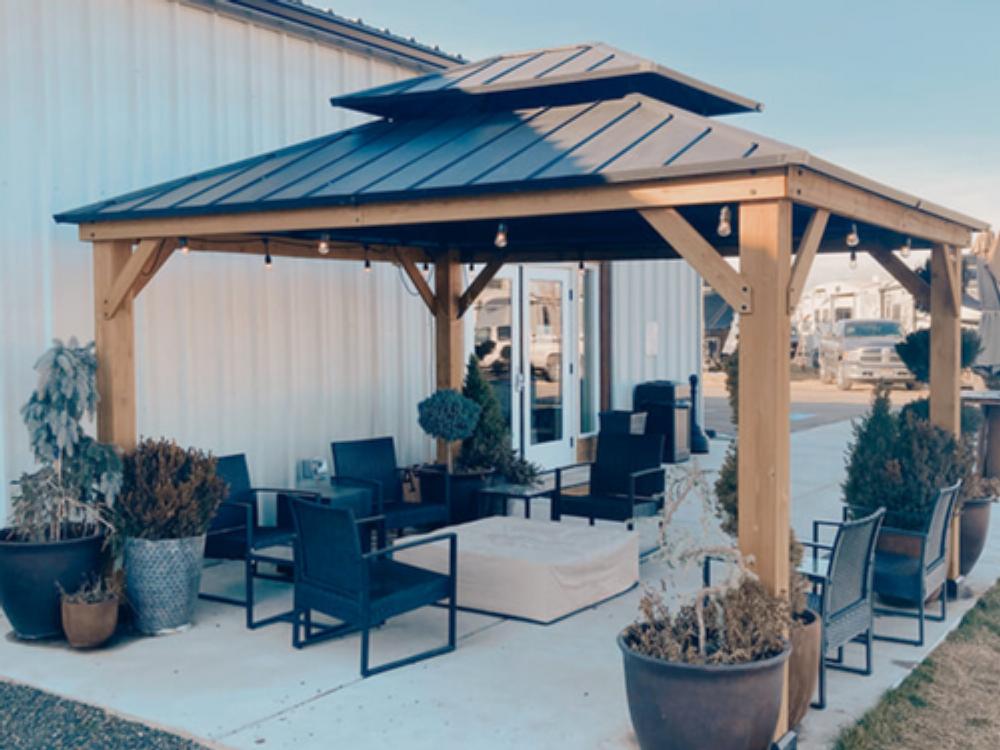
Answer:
619 631 790 750
61 597 119 649
788 609 821 728
959 497 994 576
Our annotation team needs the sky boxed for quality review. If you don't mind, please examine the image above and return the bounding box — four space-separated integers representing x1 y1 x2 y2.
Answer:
326 0 999 285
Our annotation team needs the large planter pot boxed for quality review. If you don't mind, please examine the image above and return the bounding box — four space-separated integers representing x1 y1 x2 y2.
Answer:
959 497 994 576
0 530 104 640
419 466 491 525
124 535 206 635
61 597 119 649
788 609 821 729
619 632 790 750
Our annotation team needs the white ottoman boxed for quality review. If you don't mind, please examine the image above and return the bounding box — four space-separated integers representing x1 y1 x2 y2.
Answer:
394 516 639 624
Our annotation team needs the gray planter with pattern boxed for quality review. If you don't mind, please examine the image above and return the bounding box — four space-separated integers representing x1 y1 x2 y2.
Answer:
124 535 206 635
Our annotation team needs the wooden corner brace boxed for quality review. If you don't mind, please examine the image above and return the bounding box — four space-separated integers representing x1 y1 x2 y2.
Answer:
639 207 752 313
867 246 931 311
397 252 437 316
103 239 175 320
787 208 829 313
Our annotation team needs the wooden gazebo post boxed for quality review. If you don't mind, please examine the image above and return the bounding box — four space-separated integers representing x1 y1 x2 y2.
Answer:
738 199 793 733
929 245 963 581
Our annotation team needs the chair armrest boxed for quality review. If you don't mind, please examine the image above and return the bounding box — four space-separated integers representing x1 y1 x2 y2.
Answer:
249 487 320 499
207 500 253 537
555 462 593 488
628 466 665 506
363 532 457 560
411 464 447 477
799 540 834 551
702 554 727 587
355 514 387 527
812 518 843 544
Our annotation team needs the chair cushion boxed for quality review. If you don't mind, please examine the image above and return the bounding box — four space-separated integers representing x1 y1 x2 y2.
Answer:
557 495 660 523
368 559 451 621
874 551 923 604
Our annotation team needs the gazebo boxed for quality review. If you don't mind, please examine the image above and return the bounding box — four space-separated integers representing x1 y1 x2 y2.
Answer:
55 42 988 735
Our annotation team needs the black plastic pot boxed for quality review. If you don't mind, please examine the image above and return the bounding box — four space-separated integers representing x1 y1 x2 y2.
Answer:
619 632 790 750
960 497 994 576
419 466 491 525
0 530 104 639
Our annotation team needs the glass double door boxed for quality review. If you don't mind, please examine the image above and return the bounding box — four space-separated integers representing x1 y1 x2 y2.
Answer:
469 266 575 469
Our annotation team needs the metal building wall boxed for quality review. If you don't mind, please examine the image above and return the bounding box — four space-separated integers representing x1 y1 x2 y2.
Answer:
0 0 435 518
610 260 703 409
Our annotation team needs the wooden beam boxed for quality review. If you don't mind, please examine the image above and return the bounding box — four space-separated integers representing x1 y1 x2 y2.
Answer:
457 257 504 318
930 244 962 584
639 207 752 313
940 244 962 315
93 240 137 450
789 167 973 247
397 252 437 315
132 238 177 298
867 246 931 309
78 171 790 241
103 239 160 319
787 208 828 312
738 200 793 737
434 250 464 464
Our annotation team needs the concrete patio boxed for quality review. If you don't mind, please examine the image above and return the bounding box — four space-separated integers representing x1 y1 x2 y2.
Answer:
1 418 997 750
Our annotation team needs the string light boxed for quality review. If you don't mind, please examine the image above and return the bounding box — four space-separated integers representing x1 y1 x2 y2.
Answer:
849 248 858 270
423 261 430 272
317 234 330 255
846 222 860 248
363 245 371 272
494 222 508 249
179 237 190 255
900 238 912 258
263 239 272 269
716 206 732 238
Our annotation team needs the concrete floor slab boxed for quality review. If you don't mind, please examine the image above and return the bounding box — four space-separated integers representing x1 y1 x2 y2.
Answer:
1 419 996 750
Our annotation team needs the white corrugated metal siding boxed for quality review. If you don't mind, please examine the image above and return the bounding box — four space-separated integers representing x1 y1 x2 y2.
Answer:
611 260 703 408
0 0 435 518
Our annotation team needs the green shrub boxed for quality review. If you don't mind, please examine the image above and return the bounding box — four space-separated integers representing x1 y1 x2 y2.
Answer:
895 328 981 384
116 439 227 541
899 397 982 436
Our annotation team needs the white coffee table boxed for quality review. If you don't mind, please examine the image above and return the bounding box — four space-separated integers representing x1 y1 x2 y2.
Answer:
395 516 638 624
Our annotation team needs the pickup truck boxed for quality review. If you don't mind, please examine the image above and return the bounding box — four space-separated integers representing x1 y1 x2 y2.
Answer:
818 319 915 390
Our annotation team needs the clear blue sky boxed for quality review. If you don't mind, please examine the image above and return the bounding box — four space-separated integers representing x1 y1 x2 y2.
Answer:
330 0 999 281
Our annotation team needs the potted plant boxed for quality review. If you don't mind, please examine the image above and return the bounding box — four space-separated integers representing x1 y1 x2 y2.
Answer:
620 467 793 750
713 353 818 729
843 388 968 596
417 386 482 524
958 472 1000 576
59 574 121 649
0 339 121 640
115 438 226 635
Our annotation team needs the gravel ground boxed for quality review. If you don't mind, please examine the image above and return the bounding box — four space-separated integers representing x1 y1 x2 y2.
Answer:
0 681 210 750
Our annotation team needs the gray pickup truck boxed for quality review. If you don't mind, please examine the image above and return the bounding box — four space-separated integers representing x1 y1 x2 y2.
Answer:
818 319 915 390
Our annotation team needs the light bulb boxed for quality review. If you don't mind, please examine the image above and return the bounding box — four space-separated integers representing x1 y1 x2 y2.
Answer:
364 258 372 272
469 262 475 272
578 260 585 270
494 222 508 249
846 223 860 248
716 206 732 238
900 238 912 258
264 252 273 269
318 234 330 255
423 262 430 272
179 237 190 255
849 249 858 270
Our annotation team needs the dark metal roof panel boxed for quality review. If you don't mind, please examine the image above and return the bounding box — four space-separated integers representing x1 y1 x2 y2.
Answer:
54 93 988 233
330 43 763 118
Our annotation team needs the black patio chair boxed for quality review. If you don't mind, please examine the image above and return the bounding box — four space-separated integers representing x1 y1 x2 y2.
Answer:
288 498 457 677
869 481 962 647
551 433 665 530
331 437 450 536
200 454 321 629
801 508 885 709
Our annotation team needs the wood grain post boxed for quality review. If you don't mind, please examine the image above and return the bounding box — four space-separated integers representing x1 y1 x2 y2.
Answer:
738 200 792 737
434 249 464 463
929 245 962 582
93 240 137 450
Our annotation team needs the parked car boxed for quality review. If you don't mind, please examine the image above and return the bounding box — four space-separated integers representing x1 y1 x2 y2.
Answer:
818 319 915 390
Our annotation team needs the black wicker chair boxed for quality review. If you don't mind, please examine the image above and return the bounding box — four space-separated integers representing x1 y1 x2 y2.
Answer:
289 498 457 677
802 508 885 709
201 454 321 629
331 437 450 536
870 481 961 647
551 433 665 530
